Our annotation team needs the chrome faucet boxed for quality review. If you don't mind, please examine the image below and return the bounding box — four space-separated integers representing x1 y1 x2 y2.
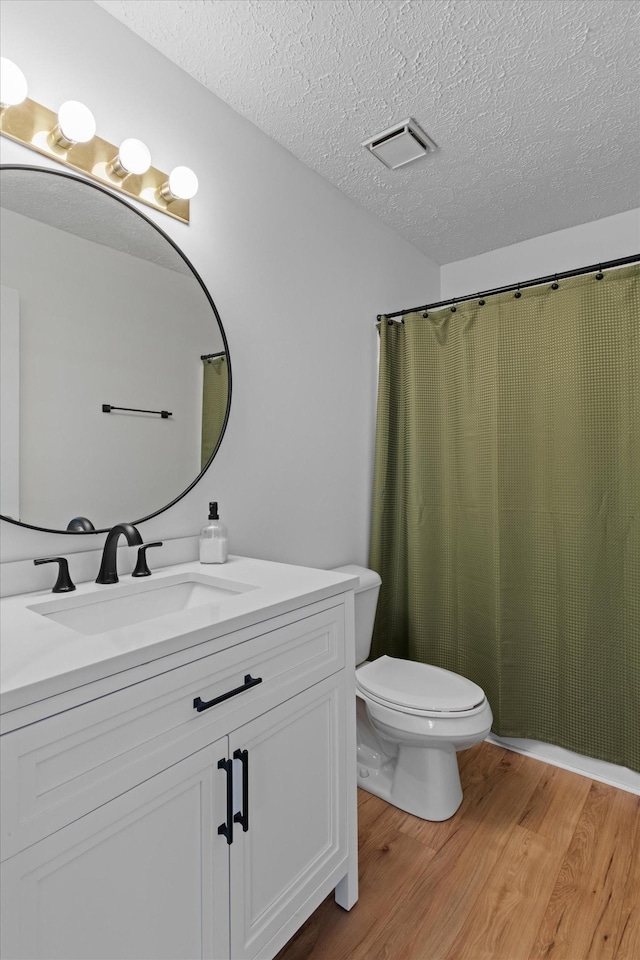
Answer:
96 523 143 584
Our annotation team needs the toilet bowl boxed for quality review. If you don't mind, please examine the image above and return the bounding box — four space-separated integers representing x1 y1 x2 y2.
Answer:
332 565 493 821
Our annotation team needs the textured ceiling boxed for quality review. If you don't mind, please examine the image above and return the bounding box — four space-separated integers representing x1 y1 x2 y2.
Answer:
95 0 640 264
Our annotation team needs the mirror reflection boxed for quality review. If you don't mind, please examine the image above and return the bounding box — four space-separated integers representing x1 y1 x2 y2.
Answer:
0 166 230 533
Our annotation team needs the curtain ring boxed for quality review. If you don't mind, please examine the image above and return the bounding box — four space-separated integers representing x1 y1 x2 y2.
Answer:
478 299 485 306
514 283 521 299
596 264 604 280
451 298 457 313
387 318 394 325
551 274 559 290
422 311 428 318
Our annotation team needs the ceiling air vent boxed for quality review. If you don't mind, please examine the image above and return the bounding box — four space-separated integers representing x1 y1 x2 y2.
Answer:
362 118 437 170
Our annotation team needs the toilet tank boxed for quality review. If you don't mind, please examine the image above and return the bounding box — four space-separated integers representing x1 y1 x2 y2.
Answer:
331 565 381 665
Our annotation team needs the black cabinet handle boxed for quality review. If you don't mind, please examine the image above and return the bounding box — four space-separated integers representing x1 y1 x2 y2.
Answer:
233 749 249 832
217 757 233 845
193 674 262 713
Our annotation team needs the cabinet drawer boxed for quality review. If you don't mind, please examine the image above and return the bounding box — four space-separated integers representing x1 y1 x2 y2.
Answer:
1 601 345 860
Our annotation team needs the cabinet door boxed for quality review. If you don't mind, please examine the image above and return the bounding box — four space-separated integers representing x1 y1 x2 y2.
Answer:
229 675 347 960
1 743 230 960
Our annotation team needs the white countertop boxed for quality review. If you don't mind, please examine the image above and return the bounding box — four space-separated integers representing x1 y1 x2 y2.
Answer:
0 556 357 717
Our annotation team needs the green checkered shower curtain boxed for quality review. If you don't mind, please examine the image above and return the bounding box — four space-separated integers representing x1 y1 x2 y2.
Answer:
369 265 639 771
201 355 229 470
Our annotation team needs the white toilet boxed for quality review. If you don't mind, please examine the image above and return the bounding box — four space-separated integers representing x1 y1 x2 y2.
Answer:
333 565 493 821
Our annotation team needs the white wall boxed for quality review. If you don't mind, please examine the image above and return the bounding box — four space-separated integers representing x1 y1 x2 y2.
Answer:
0 286 20 520
441 209 640 298
0 0 439 568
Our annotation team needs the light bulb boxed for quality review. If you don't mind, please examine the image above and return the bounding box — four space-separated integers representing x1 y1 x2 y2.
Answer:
111 138 151 177
0 58 28 107
54 100 96 147
160 165 198 202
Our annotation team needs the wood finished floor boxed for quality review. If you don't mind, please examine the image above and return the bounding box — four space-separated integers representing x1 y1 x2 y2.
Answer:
276 742 640 960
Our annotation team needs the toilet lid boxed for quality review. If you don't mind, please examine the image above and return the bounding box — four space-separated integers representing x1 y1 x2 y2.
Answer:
356 655 485 713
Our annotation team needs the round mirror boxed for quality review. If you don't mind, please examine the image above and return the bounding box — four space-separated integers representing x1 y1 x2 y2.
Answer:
0 165 231 534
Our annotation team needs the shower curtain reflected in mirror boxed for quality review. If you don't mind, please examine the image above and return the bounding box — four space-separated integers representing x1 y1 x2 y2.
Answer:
369 265 639 771
201 355 229 469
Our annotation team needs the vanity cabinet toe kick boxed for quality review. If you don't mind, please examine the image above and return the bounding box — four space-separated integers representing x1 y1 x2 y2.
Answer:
0 594 358 960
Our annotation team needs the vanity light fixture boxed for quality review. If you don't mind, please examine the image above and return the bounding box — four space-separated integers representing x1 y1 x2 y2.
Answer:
0 58 28 108
0 62 194 223
159 165 199 202
52 100 97 148
109 138 152 178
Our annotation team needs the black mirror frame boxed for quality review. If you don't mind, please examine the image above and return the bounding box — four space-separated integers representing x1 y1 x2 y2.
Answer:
0 164 232 535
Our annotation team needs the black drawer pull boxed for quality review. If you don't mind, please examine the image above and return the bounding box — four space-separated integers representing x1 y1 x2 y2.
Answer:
193 674 262 713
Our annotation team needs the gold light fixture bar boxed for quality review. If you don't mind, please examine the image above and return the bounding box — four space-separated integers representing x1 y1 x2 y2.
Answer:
0 97 190 224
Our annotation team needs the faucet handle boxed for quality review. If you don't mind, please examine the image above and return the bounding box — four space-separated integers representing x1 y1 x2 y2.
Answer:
132 542 163 578
34 557 76 593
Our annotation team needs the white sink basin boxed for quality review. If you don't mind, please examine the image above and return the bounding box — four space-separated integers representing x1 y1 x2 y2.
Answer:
28 574 258 636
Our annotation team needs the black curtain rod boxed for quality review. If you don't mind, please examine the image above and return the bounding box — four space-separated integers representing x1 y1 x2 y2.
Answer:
201 351 227 360
377 253 640 321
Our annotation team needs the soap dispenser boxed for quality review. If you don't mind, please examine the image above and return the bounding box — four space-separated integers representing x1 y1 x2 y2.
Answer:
199 502 228 564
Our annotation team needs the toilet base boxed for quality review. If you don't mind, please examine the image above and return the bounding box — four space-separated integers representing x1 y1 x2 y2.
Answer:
357 741 464 821
355 685 492 822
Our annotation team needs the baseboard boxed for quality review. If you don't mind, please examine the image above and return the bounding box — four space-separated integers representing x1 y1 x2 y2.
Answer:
487 733 640 796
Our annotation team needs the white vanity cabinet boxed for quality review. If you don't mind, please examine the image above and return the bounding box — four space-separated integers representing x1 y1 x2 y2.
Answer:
0 587 357 960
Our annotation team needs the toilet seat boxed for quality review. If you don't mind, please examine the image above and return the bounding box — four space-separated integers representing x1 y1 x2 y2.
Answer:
356 655 486 717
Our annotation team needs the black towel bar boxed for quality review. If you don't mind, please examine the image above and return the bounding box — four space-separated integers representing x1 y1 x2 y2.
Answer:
102 404 172 418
